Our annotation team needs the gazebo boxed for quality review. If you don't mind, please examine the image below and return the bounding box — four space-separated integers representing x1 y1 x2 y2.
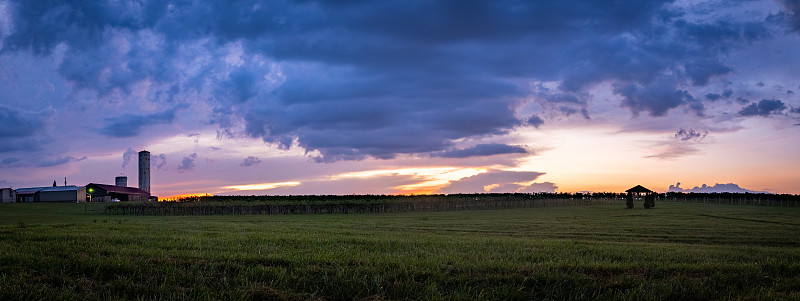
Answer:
625 185 656 209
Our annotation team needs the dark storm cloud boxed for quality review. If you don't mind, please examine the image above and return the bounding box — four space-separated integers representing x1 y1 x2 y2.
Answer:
0 105 51 155
723 89 734 98
0 141 41 154
674 129 708 141
240 156 261 167
706 93 722 101
738 99 787 117
777 0 800 32
706 89 733 101
432 144 528 159
177 153 197 171
684 60 731 86
0 105 47 139
613 77 697 117
0 0 789 161
313 0 667 43
0 157 21 168
37 156 87 167
527 115 545 128
100 106 182 138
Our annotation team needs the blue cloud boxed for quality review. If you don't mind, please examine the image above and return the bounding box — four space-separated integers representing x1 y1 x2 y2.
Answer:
674 129 708 141
240 156 261 167
0 157 21 168
432 144 528 159
0 0 795 163
151 154 168 170
527 115 545 128
777 0 800 32
177 153 197 171
738 99 787 117
100 106 184 138
37 156 88 167
613 76 696 117
0 105 47 139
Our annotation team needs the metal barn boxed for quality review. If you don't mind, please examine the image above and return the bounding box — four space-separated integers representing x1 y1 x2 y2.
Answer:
14 186 86 203
86 183 150 202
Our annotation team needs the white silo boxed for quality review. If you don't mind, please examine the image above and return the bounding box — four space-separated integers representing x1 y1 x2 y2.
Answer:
139 150 150 193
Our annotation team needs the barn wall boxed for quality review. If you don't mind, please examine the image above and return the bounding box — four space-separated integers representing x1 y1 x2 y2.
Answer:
128 194 149 202
16 193 38 202
39 190 78 202
77 187 86 203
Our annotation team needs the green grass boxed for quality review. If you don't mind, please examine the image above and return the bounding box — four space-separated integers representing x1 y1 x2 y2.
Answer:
1 202 799 300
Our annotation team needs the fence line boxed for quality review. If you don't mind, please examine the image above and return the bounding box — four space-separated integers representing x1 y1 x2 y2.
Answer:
104 197 617 216
101 192 800 216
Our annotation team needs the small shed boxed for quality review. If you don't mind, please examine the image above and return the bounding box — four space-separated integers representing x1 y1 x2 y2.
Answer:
86 183 150 202
1 188 16 203
625 185 656 209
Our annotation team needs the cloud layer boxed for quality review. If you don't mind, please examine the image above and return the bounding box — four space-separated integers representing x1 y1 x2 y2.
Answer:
1 0 797 165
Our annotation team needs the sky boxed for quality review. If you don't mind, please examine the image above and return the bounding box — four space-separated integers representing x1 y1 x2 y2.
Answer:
1 0 799 197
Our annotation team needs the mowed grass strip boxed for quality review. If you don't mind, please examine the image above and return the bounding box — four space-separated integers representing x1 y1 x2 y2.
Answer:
0 202 799 300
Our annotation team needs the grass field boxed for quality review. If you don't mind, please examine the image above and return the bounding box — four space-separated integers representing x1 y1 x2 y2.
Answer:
1 201 799 300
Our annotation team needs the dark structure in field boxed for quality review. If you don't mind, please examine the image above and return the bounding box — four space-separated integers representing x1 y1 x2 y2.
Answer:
626 185 656 209
139 150 150 193
14 186 87 203
86 183 150 202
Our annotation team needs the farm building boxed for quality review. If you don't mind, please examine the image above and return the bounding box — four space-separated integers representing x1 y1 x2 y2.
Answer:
15 187 50 202
625 185 656 209
1 188 15 203
14 186 87 203
86 183 150 202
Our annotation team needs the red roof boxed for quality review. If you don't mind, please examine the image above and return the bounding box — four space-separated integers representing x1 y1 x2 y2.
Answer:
87 183 150 195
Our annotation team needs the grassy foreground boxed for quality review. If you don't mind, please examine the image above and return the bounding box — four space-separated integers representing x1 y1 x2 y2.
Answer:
1 202 799 300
